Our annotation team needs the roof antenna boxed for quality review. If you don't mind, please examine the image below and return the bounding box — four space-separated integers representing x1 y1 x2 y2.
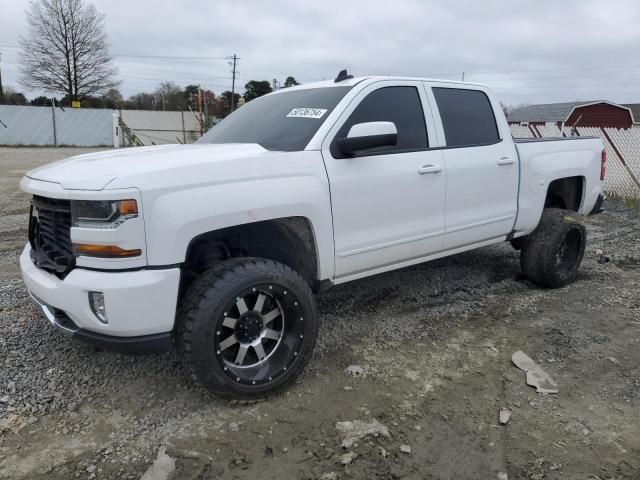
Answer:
334 69 353 83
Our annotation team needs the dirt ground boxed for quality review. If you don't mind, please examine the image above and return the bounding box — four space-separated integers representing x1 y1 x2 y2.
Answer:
0 147 639 480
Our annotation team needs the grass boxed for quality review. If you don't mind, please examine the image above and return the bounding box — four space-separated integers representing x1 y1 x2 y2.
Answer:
608 194 640 211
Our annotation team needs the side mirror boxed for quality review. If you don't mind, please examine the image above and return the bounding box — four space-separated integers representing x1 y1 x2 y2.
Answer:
337 121 398 156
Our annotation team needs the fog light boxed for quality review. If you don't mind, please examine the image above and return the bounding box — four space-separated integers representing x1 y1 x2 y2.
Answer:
89 291 108 324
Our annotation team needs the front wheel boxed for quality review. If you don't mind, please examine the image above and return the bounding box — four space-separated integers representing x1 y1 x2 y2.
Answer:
520 208 587 288
179 258 318 400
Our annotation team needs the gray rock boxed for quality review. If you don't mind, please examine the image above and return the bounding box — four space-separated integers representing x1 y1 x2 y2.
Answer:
140 447 175 480
340 452 357 465
320 473 339 480
335 419 390 448
344 365 366 378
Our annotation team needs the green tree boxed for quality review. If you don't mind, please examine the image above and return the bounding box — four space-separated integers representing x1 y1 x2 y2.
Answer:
243 80 272 102
283 76 300 88
128 92 154 110
183 84 199 106
3 87 28 105
104 88 123 108
30 95 52 106
216 90 241 117
155 81 186 110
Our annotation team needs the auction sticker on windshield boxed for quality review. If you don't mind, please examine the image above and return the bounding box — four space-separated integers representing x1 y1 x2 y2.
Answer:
286 108 328 119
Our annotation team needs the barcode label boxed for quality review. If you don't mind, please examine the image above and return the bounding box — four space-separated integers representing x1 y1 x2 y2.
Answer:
286 108 328 119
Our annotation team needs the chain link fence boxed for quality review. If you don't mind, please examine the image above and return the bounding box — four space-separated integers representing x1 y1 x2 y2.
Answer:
510 124 640 199
0 104 206 147
118 110 203 146
0 104 113 146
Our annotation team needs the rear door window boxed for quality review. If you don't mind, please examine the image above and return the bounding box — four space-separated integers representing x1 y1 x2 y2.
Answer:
331 86 428 158
432 88 500 148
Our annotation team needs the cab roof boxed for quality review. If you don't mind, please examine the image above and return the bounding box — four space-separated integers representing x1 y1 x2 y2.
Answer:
275 75 488 92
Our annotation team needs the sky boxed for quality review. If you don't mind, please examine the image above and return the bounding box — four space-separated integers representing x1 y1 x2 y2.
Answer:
1 0 639 107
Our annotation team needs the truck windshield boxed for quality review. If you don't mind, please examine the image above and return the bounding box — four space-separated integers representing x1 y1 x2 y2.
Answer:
197 86 352 151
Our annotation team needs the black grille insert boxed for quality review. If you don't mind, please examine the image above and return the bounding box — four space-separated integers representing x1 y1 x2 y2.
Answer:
29 195 75 277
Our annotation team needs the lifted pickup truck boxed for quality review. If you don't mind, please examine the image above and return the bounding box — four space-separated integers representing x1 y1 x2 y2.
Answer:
20 72 605 400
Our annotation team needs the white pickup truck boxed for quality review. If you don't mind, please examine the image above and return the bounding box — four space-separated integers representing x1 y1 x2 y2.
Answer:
20 72 606 400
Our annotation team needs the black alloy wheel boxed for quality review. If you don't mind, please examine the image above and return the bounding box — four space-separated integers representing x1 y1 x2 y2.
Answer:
179 258 318 400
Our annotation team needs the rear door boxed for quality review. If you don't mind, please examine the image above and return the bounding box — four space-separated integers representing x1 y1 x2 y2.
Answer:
321 81 446 279
428 85 519 250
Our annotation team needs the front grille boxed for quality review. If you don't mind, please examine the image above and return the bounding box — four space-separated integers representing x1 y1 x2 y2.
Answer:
29 195 75 277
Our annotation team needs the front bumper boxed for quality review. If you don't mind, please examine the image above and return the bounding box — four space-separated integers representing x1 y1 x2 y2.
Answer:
20 244 180 352
28 292 172 354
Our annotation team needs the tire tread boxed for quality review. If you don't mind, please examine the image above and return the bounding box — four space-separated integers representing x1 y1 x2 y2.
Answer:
178 257 317 401
520 208 587 288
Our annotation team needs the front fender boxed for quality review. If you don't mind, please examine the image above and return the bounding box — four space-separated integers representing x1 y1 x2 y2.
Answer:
140 158 335 280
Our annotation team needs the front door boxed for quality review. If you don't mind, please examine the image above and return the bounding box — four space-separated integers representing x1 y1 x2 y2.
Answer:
321 82 447 279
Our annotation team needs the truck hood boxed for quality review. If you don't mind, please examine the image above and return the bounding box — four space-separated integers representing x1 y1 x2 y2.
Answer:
26 144 270 190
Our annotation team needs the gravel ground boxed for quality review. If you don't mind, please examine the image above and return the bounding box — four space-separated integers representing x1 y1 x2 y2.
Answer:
0 147 639 480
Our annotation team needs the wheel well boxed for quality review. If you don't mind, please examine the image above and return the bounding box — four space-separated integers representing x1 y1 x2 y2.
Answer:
182 217 319 293
544 176 584 211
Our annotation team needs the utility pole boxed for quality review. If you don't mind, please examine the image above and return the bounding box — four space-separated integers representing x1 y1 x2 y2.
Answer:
461 71 465 82
229 53 239 113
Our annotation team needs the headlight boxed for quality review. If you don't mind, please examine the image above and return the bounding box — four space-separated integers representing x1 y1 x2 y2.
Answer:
71 199 138 228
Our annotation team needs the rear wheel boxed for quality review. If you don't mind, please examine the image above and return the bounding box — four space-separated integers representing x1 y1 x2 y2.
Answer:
520 208 587 288
179 258 318 400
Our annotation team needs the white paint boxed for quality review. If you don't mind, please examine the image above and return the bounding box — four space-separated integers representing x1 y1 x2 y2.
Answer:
347 121 397 138
20 246 179 337
19 76 604 339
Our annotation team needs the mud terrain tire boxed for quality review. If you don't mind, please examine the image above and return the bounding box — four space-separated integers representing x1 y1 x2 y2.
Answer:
179 258 318 401
520 208 587 288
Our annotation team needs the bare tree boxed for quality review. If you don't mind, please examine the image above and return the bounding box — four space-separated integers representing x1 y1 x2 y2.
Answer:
19 0 119 101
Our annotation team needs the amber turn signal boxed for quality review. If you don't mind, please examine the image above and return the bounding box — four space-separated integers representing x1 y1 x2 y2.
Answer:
73 244 142 258
118 199 138 216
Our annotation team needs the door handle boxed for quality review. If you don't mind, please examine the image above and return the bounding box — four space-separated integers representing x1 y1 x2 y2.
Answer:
417 164 442 174
497 157 515 165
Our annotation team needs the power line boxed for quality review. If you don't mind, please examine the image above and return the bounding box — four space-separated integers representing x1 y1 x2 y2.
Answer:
112 53 230 60
0 42 230 60
120 74 231 90
491 83 640 90
471 72 640 83
426 63 640 77
120 64 233 80
5 40 640 76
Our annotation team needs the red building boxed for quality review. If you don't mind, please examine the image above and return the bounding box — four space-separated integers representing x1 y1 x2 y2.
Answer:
508 100 639 130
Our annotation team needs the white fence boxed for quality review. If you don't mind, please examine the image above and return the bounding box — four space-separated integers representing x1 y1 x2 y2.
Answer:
510 124 640 199
0 104 113 146
0 105 204 147
119 110 202 146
